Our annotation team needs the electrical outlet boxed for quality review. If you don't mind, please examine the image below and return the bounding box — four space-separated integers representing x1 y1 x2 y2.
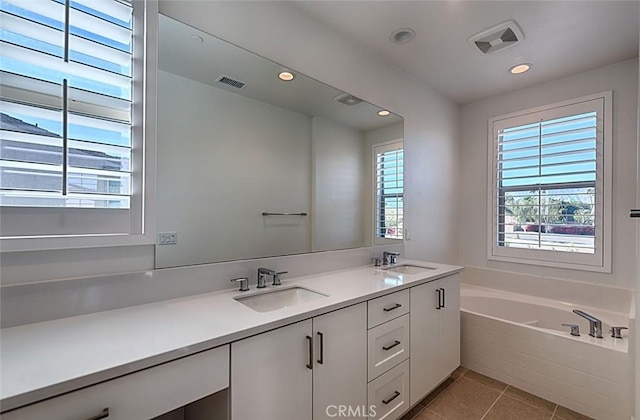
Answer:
158 232 178 245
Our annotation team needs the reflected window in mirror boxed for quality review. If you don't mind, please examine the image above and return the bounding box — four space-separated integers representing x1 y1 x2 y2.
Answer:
374 141 404 243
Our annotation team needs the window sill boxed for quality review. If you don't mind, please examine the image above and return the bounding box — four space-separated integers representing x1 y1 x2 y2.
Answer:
0 233 156 253
488 253 611 273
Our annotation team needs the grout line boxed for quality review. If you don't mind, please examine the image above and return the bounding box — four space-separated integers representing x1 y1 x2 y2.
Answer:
502 385 558 414
479 386 507 420
550 404 559 419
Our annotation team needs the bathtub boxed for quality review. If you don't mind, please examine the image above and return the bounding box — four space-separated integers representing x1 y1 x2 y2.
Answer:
460 285 633 420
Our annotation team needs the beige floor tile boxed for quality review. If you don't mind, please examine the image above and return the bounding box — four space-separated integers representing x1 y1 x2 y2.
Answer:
483 395 552 420
504 386 556 412
554 405 593 420
428 377 501 420
464 370 508 392
451 366 469 380
421 376 457 407
413 409 447 420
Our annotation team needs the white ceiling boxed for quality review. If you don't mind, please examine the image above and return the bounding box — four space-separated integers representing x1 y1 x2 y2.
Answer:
292 1 639 105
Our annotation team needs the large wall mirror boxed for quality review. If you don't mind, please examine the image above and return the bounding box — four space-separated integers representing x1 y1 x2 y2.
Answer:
156 15 404 268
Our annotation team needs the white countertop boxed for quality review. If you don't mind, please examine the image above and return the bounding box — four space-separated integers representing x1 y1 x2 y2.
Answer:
1 260 462 412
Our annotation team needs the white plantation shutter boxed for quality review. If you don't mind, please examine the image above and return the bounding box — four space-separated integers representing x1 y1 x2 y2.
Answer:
0 0 147 240
489 94 611 271
375 141 403 241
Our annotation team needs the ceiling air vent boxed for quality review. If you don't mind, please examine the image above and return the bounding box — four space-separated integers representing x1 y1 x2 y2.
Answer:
334 92 363 106
215 75 247 90
468 20 524 55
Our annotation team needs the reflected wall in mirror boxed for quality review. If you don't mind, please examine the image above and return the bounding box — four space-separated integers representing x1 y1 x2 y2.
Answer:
156 15 404 268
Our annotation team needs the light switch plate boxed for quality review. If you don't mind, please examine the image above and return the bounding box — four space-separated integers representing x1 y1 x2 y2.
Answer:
158 232 178 245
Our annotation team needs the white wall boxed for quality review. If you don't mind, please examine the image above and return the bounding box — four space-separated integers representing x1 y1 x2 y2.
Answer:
0 1 459 285
156 70 311 268
459 58 638 290
311 117 365 252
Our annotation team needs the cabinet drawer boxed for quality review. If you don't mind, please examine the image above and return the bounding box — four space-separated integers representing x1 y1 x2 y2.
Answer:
368 289 409 328
3 345 229 420
367 359 410 420
367 314 409 381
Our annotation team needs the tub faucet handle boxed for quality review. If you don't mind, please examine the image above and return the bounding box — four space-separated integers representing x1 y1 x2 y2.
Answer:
610 326 628 339
562 323 580 336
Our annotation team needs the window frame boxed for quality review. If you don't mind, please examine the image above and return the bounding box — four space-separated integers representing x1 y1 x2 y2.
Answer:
373 140 404 245
0 0 157 252
487 91 612 272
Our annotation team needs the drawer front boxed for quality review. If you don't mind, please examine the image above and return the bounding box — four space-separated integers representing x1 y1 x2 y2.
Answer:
367 359 410 420
367 314 409 381
368 289 409 329
2 345 229 420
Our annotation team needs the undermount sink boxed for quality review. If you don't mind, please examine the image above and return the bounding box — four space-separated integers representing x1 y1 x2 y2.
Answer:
383 264 435 275
234 286 329 312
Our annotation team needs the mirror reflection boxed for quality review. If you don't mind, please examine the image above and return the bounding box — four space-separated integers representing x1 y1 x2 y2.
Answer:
156 15 404 268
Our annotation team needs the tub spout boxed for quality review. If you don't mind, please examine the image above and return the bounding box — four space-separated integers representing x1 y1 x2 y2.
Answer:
572 309 603 338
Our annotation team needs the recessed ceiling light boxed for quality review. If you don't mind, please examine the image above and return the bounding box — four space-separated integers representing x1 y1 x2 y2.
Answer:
508 63 532 75
377 110 390 116
278 71 295 81
390 28 415 44
190 35 204 43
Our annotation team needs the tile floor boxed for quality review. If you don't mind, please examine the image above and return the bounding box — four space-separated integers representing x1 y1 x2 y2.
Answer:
400 367 592 420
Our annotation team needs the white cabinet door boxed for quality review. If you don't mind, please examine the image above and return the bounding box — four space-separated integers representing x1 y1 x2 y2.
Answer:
231 320 313 420
409 280 440 406
313 303 367 420
438 274 460 382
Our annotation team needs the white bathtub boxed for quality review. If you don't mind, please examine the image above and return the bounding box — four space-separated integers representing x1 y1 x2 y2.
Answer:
460 285 633 420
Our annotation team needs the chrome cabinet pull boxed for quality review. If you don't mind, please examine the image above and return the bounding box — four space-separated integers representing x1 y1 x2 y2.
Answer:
436 289 442 310
382 391 401 405
306 335 313 370
382 340 401 351
383 303 402 312
86 408 109 420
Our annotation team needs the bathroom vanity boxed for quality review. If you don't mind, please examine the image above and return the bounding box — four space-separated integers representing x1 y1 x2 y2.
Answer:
1 261 461 420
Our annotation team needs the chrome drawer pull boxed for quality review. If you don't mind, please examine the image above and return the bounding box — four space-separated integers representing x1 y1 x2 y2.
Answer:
382 391 401 405
383 303 402 312
86 408 109 420
382 340 401 351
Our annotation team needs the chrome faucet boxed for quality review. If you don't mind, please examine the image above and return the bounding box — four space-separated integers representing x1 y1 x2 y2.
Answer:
257 268 275 289
573 309 603 338
382 251 400 266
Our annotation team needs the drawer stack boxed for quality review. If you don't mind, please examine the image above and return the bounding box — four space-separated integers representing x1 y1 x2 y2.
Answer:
366 290 410 420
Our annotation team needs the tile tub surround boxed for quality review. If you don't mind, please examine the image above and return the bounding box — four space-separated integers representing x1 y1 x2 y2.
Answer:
460 287 633 420
401 368 594 420
0 258 460 412
0 244 403 328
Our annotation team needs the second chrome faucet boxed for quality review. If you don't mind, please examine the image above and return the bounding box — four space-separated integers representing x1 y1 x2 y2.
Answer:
572 309 603 338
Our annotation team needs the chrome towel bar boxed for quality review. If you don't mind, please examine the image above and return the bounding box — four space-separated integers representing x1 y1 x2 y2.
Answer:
262 212 308 216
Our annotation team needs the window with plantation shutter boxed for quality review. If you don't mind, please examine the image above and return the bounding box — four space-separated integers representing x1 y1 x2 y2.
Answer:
374 141 403 242
0 0 152 248
488 93 612 271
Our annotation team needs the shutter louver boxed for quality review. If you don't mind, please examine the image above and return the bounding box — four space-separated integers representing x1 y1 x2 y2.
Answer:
0 0 133 208
496 112 598 254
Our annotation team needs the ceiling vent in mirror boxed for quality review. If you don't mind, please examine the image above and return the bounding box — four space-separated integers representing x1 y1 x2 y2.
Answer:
334 93 363 106
468 20 524 54
215 75 247 90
